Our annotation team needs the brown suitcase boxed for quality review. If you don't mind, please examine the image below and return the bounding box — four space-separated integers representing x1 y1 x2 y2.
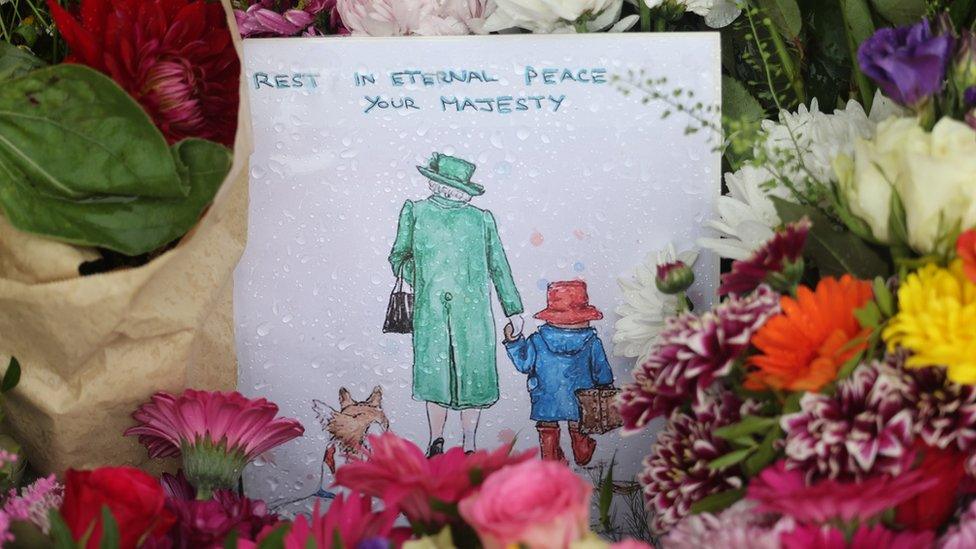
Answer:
575 387 623 435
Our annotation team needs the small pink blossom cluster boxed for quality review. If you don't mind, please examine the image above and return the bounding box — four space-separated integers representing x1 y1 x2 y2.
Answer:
0 473 64 543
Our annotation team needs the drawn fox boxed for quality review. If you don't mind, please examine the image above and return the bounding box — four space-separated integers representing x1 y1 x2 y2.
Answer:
312 386 389 476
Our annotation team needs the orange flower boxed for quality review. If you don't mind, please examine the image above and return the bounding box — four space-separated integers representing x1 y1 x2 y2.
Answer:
958 229 976 284
746 275 874 392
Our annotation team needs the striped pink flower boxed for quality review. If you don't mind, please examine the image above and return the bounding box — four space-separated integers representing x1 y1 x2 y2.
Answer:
126 390 304 495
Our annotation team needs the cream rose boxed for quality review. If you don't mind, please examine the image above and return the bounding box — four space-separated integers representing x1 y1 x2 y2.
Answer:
836 117 976 255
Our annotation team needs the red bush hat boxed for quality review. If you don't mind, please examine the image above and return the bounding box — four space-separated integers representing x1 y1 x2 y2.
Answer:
534 280 604 324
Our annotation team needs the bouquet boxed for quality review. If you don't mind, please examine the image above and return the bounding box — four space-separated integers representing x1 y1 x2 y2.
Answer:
613 9 976 548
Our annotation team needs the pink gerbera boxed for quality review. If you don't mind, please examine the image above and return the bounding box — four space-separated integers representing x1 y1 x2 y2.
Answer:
719 218 811 296
125 390 304 495
334 433 532 530
747 461 936 525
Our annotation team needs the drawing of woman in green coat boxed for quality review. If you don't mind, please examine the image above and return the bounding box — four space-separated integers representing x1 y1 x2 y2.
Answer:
389 153 524 456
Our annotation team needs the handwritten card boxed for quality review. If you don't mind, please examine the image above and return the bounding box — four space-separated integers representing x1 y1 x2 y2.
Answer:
237 34 721 526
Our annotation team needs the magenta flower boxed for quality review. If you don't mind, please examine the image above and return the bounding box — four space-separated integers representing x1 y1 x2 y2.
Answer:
235 0 342 37
782 524 935 549
858 19 954 108
640 392 759 534
268 494 405 549
125 390 304 494
747 461 936 524
618 286 780 432
719 218 810 296
781 363 914 482
2 474 63 534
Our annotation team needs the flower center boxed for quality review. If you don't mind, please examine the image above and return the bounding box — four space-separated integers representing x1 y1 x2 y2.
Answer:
143 57 206 138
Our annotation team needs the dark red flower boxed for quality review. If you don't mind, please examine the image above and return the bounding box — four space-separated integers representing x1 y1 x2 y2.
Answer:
719 218 811 296
896 442 968 530
48 0 240 146
61 467 175 549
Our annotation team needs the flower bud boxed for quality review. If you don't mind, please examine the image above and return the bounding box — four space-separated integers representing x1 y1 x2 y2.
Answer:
953 31 976 105
765 257 805 295
656 260 695 295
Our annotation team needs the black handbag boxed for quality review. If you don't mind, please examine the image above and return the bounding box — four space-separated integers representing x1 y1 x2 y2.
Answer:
383 272 413 334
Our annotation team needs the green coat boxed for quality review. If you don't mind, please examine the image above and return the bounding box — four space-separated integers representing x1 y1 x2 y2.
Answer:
389 196 523 409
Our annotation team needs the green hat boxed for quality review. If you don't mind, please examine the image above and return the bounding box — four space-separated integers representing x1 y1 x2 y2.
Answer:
417 153 485 197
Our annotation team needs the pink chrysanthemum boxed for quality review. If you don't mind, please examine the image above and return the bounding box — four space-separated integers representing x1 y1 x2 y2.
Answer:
662 500 795 549
747 461 936 524
235 0 344 37
719 218 811 296
335 433 532 528
782 523 935 549
781 363 914 481
939 500 976 549
3 474 63 534
618 286 780 432
880 353 976 476
125 390 304 494
640 391 760 534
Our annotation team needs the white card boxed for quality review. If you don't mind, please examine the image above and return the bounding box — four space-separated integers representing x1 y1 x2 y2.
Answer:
236 34 721 523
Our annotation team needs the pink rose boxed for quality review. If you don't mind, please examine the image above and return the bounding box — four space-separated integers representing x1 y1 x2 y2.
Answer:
458 460 591 549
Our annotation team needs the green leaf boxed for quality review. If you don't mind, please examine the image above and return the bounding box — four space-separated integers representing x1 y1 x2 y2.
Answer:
887 187 911 251
743 426 783 477
854 301 882 328
256 524 290 549
0 43 46 81
783 392 804 414
0 64 186 200
0 138 231 255
839 0 877 109
714 416 778 440
755 0 803 39
48 510 77 549
950 0 976 29
99 507 120 549
722 75 765 123
837 350 865 380
2 357 20 393
870 0 926 25
223 529 240 549
873 277 895 317
709 448 754 470
598 455 615 532
690 488 745 514
773 198 890 279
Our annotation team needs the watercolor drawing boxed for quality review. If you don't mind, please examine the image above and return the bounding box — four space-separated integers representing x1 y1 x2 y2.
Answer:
504 280 615 465
388 152 525 457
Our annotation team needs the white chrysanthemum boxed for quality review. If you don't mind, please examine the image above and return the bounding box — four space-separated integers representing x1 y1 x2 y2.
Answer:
485 0 638 33
699 92 905 260
642 0 740 27
613 244 698 364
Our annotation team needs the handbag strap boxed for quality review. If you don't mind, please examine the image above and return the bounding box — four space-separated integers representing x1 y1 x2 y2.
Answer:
393 264 405 293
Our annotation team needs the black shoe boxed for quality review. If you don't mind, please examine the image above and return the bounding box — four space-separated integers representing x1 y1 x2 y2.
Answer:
427 437 444 458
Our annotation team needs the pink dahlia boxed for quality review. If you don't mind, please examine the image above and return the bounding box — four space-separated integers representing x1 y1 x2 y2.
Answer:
125 390 304 495
618 285 780 432
335 433 532 530
880 353 976 475
782 524 935 549
640 392 759 534
273 494 407 549
939 500 976 549
662 500 795 549
747 461 936 524
719 218 810 296
781 363 914 481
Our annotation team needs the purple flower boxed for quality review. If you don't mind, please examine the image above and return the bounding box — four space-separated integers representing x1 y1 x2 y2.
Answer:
858 19 954 107
617 286 780 432
781 362 914 482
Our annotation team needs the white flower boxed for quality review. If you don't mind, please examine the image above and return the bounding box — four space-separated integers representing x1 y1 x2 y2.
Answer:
699 92 904 260
642 0 740 28
484 0 638 33
338 0 494 36
697 165 787 261
613 244 698 364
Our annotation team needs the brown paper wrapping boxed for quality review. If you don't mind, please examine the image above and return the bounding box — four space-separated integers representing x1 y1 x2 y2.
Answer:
0 0 250 474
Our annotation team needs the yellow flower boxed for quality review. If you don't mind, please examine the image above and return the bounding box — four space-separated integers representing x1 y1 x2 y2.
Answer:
883 260 976 383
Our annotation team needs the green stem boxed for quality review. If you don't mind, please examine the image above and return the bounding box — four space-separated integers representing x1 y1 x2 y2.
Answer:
839 0 875 112
761 16 806 105
654 18 666 32
640 0 652 32
196 485 213 501
574 18 589 33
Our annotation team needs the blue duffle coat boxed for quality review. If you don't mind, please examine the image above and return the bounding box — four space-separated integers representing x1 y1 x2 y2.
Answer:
504 325 614 422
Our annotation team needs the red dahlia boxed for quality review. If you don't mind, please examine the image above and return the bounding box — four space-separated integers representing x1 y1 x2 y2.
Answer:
49 0 240 147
